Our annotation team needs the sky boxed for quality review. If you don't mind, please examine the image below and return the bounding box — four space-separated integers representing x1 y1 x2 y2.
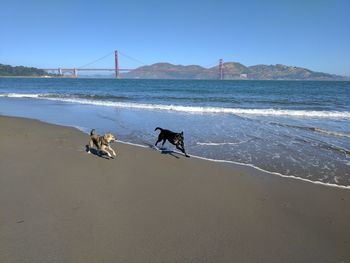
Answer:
1 0 349 75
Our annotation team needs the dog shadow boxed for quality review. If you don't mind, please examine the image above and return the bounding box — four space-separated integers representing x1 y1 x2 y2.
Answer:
160 149 181 159
85 145 113 160
146 144 184 159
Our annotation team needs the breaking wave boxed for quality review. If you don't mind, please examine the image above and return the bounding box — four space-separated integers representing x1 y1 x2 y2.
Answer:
1 92 350 119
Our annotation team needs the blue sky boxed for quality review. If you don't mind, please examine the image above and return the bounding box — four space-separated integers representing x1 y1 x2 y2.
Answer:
1 0 349 75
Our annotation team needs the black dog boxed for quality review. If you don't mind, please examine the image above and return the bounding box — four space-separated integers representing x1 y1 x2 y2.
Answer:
155 127 189 157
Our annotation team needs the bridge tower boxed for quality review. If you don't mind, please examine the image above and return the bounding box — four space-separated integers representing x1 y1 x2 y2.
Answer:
115 50 120 79
219 59 224 80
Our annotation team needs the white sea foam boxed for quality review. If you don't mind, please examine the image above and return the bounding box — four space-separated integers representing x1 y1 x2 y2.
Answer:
1 92 350 119
197 139 251 146
0 93 42 98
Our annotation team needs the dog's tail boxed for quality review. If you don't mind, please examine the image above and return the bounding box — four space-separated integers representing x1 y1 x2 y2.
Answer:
90 129 96 136
155 127 163 132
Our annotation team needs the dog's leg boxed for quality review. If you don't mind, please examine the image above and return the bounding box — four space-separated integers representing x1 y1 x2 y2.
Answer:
180 142 190 157
176 144 190 157
155 135 162 146
162 139 166 147
101 145 112 158
108 145 116 156
87 139 93 153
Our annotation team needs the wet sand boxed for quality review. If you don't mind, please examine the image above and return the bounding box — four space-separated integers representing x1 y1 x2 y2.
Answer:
0 115 349 262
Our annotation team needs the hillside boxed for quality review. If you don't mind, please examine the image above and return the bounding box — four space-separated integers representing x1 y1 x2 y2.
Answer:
248 64 338 80
124 63 206 79
0 64 51 77
122 62 344 80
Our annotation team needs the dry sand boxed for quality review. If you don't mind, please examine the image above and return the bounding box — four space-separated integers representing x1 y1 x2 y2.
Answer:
0 115 349 262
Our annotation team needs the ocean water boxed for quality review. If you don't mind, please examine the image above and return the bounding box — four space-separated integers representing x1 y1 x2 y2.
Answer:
0 78 349 187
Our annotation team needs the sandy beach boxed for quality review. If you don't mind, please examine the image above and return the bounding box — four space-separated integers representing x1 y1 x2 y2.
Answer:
0 115 349 262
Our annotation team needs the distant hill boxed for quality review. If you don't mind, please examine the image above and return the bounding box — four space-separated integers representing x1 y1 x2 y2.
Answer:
247 64 340 80
0 63 51 77
123 63 207 79
122 62 345 80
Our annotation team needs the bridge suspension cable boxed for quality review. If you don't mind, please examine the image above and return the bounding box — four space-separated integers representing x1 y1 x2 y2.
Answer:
77 51 115 69
118 51 147 66
77 50 147 70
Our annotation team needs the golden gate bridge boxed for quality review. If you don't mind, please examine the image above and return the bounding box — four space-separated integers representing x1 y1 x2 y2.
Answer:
41 50 225 79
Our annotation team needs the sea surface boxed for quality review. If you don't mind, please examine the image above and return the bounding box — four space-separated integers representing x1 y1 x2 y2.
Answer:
1 78 349 187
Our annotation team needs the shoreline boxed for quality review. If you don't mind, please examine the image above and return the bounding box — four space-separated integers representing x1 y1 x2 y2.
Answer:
1 115 350 262
3 113 350 190
120 140 350 190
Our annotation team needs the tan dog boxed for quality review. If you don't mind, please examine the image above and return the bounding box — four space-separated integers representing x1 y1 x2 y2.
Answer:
87 129 117 158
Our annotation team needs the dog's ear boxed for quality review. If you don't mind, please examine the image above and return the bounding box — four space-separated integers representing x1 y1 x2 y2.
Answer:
181 131 184 135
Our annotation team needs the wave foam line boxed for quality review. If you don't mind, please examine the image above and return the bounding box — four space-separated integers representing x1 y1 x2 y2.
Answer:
120 141 350 190
197 139 252 146
188 154 350 190
1 93 350 118
0 93 42 98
